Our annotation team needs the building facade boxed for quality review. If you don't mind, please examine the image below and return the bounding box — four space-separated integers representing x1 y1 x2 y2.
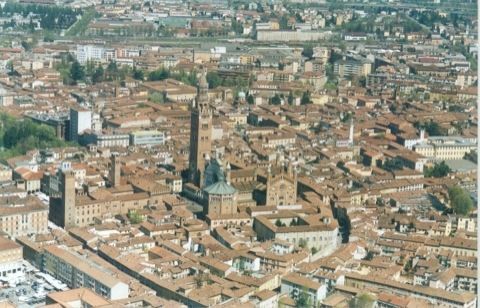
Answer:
43 245 129 300
0 196 49 238
0 237 23 279
69 108 92 142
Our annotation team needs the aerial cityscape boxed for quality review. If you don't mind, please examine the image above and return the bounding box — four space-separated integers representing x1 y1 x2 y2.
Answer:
0 0 477 307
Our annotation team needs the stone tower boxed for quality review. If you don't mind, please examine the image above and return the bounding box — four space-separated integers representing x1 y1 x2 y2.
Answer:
189 68 212 187
110 154 121 188
61 170 76 229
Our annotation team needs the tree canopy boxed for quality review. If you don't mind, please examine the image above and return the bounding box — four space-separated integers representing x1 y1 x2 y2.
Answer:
424 161 451 178
206 71 222 88
70 60 85 84
448 186 474 216
270 94 281 105
300 91 312 105
349 293 375 308
0 114 70 161
128 210 143 224
0 3 79 30
415 121 445 136
302 45 314 59
382 157 404 172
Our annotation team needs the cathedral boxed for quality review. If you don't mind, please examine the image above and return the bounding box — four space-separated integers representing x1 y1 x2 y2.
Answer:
202 153 238 217
188 69 238 217
264 159 298 207
187 71 298 217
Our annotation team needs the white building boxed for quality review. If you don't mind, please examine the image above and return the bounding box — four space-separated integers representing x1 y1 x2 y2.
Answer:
43 245 129 300
129 130 166 147
413 136 477 161
0 237 23 280
76 45 106 64
69 107 92 142
457 217 476 233
281 273 327 305
82 132 130 148
254 213 339 252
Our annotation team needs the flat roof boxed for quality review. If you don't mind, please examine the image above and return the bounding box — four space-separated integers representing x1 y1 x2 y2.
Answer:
444 159 477 173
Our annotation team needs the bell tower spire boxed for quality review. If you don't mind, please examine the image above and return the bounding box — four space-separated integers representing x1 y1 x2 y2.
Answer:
188 67 213 187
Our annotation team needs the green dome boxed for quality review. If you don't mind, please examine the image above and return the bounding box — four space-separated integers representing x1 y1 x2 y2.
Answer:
204 180 236 195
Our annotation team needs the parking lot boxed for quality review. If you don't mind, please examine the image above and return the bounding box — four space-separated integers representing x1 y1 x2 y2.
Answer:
0 261 66 307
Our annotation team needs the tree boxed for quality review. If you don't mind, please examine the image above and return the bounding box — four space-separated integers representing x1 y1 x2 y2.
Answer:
376 197 385 206
91 66 104 84
247 94 254 105
106 61 119 81
448 186 473 216
302 45 314 59
349 293 375 308
300 91 311 105
206 71 221 88
21 40 33 51
128 210 143 224
298 238 307 249
364 251 374 260
270 94 281 105
231 19 244 34
132 67 144 80
424 161 451 178
148 68 169 81
420 121 445 136
85 60 96 77
341 112 352 123
287 92 294 105
149 92 166 103
0 115 71 161
311 247 318 254
404 258 413 272
383 158 404 172
279 15 289 30
70 60 84 83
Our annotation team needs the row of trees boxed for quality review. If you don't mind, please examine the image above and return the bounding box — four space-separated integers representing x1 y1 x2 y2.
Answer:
0 3 79 30
56 56 254 93
269 91 311 106
59 60 128 85
424 161 451 178
206 71 249 89
382 157 404 172
56 54 148 85
148 68 198 86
